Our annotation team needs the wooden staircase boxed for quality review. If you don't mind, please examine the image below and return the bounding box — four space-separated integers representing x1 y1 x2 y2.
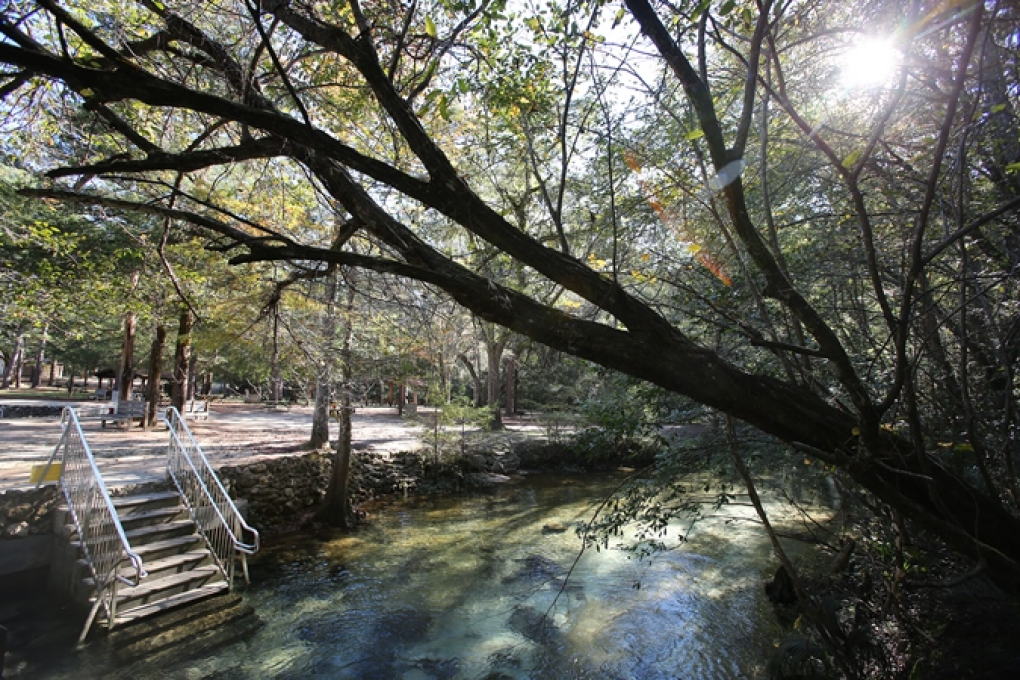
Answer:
45 406 259 645
60 489 230 629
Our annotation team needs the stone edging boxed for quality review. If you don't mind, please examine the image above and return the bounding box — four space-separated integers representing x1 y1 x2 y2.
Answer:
1 437 573 541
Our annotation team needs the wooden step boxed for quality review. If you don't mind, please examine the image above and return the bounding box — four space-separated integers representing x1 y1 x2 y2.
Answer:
63 513 192 545
117 506 187 530
113 565 222 610
69 520 195 551
138 551 212 579
112 491 181 515
131 535 205 562
111 582 229 626
81 550 211 587
123 519 196 546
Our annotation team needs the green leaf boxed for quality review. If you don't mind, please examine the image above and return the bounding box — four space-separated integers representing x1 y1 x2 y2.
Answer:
691 0 712 21
684 128 705 141
719 0 736 16
842 148 861 169
1005 161 1020 174
991 103 1007 114
425 16 437 38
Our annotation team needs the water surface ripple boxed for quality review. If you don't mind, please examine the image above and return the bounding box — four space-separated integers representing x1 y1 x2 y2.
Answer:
16 473 793 678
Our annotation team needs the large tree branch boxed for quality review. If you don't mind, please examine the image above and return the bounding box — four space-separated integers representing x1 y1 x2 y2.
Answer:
0 30 694 343
625 0 876 425
44 136 290 178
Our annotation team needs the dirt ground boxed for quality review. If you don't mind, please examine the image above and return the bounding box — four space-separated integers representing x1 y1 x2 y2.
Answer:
0 401 436 491
0 400 552 492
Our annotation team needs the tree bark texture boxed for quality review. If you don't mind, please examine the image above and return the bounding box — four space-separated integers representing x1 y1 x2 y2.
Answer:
1 329 24 389
117 311 136 401
146 325 167 428
172 308 193 413
309 271 338 450
29 326 46 388
318 277 355 528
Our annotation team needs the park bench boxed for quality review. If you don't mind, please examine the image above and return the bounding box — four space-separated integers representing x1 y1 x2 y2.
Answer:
74 404 110 420
98 401 148 429
184 399 211 420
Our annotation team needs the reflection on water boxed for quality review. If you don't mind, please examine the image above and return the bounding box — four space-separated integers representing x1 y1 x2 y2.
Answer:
14 473 795 679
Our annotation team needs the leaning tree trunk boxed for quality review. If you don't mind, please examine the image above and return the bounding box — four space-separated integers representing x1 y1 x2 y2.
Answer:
318 274 355 528
457 354 483 407
145 325 167 428
171 307 193 413
1 328 25 389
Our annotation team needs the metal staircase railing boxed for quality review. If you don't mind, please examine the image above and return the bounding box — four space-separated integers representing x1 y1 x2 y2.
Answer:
163 406 260 587
41 408 145 645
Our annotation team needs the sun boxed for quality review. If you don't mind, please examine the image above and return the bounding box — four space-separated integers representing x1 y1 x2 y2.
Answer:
838 37 902 90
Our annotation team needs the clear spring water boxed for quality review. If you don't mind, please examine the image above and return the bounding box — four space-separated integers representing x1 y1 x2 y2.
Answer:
12 472 805 679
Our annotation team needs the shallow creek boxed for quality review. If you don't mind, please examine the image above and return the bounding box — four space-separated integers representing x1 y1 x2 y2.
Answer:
14 472 818 679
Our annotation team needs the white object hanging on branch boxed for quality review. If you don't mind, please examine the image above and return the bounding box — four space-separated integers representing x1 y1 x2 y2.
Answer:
707 159 747 195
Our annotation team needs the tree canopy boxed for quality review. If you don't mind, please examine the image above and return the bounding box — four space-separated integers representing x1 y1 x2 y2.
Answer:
2 0 1019 587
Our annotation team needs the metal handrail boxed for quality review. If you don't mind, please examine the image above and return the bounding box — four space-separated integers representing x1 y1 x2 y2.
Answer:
162 407 260 587
49 407 145 645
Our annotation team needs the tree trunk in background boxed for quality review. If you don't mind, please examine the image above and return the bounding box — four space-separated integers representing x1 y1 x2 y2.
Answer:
117 311 137 401
270 312 283 402
310 372 331 448
1 328 25 389
310 271 339 449
115 273 140 401
503 354 516 417
458 354 483 407
145 325 167 428
171 308 194 413
481 324 508 429
30 325 46 388
437 352 451 404
187 352 198 401
48 359 56 386
318 274 355 528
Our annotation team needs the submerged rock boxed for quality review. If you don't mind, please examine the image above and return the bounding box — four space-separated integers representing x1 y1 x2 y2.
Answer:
466 472 512 487
508 605 560 644
502 554 563 584
372 606 434 646
397 656 459 678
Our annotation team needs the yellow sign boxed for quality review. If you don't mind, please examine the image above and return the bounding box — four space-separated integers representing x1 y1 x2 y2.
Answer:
29 463 63 484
